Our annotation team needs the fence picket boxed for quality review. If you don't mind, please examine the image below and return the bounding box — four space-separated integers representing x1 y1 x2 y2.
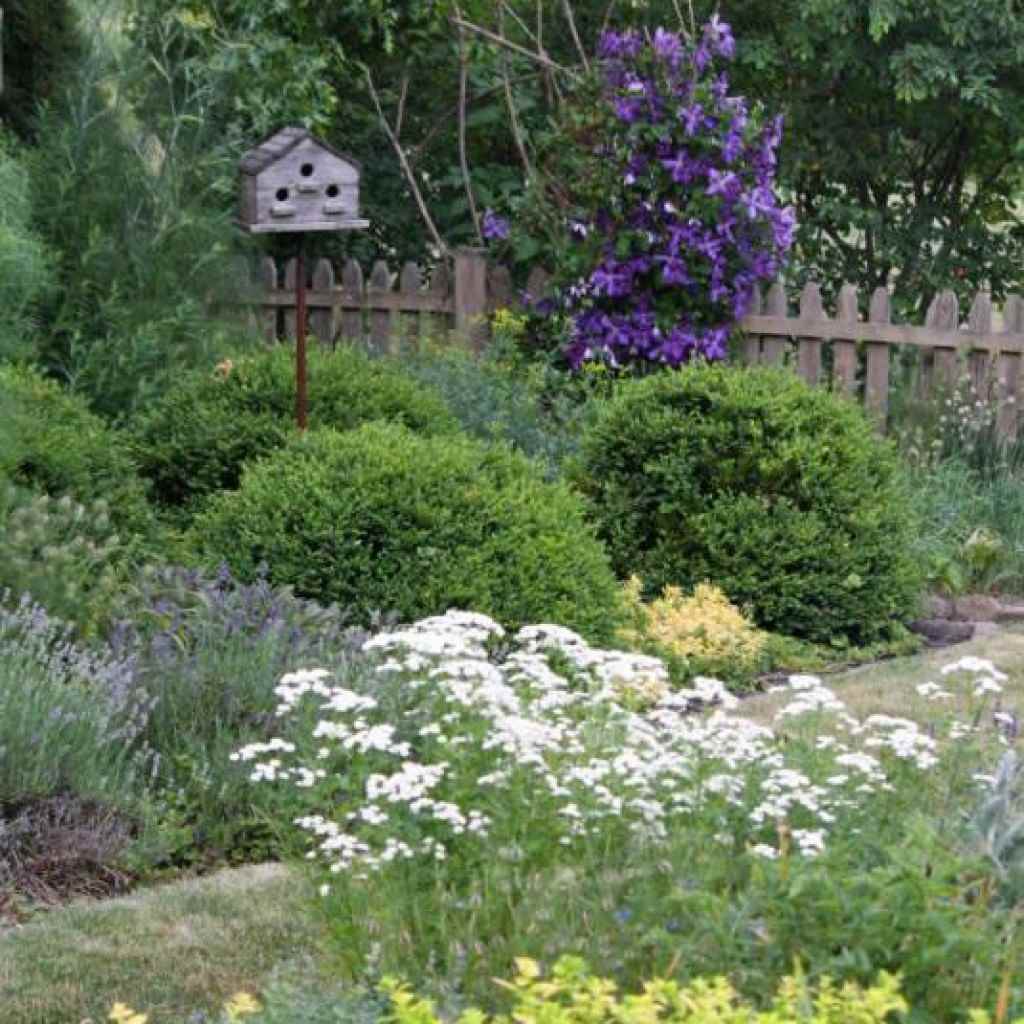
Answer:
488 264 515 312
400 262 423 351
310 258 336 346
259 257 278 341
338 259 364 345
865 287 890 427
762 280 788 365
368 261 395 353
283 257 298 341
999 294 1023 440
927 290 960 394
833 283 859 395
743 285 762 365
797 282 825 386
455 248 488 350
967 290 993 398
525 267 552 309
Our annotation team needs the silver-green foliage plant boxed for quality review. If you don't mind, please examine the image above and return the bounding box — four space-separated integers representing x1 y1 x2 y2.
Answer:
0 595 149 809
968 749 1024 904
0 485 128 639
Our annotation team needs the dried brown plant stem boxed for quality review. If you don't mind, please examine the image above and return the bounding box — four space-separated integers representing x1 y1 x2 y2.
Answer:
499 4 533 180
363 66 448 259
450 16 579 81
454 3 483 244
394 74 409 140
560 0 591 74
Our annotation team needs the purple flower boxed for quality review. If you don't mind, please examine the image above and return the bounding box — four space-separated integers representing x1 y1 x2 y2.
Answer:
653 28 684 66
598 30 643 60
704 15 736 60
553 20 790 372
482 210 509 241
657 254 691 286
680 103 704 136
706 168 740 197
614 97 643 123
662 148 700 184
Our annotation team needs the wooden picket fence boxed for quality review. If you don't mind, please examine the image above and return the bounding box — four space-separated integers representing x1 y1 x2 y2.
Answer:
738 281 1024 437
251 247 550 352
251 250 1024 438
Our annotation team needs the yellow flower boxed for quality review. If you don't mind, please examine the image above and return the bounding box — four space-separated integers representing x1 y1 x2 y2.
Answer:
224 991 262 1020
108 1004 148 1024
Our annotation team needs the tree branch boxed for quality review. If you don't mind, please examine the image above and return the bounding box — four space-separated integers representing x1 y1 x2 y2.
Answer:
450 15 579 81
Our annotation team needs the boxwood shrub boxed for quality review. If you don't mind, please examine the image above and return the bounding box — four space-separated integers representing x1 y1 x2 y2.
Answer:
129 344 460 517
188 423 622 641
0 364 154 538
573 364 922 644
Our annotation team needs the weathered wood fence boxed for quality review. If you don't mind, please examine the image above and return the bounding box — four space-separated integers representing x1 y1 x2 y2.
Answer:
252 250 1024 438
251 247 549 352
737 281 1024 437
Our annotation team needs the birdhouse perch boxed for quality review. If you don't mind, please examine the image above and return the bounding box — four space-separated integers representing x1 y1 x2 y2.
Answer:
238 126 369 433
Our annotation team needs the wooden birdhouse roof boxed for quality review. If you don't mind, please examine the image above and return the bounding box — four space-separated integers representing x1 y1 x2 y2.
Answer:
239 125 362 177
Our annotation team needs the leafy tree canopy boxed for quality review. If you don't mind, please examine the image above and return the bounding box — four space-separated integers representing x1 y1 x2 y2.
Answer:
709 0 1024 314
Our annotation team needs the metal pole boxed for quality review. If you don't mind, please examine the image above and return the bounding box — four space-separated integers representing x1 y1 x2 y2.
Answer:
295 234 308 431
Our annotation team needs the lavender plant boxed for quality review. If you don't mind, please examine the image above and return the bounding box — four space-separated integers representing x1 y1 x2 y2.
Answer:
109 564 378 860
509 20 794 371
0 594 149 809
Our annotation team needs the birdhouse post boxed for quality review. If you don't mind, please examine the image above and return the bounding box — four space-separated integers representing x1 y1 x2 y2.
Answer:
238 126 369 430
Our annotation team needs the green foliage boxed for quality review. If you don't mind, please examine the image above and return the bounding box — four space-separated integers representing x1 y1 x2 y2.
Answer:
0 485 128 639
398 341 586 478
189 423 622 639
573 364 923 644
905 457 1024 596
713 0 1024 316
0 0 81 141
0 135 55 354
130 345 460 519
26 0 254 417
0 364 155 541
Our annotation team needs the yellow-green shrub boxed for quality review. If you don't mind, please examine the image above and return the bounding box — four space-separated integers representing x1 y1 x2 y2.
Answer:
619 578 766 680
382 956 910 1024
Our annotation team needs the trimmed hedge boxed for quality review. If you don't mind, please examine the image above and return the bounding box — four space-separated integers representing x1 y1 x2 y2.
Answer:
129 345 460 517
0 364 153 538
573 364 922 644
189 423 622 641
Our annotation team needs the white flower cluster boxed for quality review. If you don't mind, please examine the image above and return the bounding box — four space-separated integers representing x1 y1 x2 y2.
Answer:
233 611 1015 877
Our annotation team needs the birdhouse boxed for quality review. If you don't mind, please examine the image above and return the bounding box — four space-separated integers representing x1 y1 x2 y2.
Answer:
238 125 369 234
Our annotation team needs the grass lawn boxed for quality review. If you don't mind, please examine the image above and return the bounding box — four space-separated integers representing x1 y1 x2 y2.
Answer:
0 862 324 1024
744 628 1024 725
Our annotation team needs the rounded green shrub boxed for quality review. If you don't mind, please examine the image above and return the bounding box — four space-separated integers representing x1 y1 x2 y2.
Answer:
189 423 622 640
0 364 154 538
573 364 922 644
129 344 460 517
